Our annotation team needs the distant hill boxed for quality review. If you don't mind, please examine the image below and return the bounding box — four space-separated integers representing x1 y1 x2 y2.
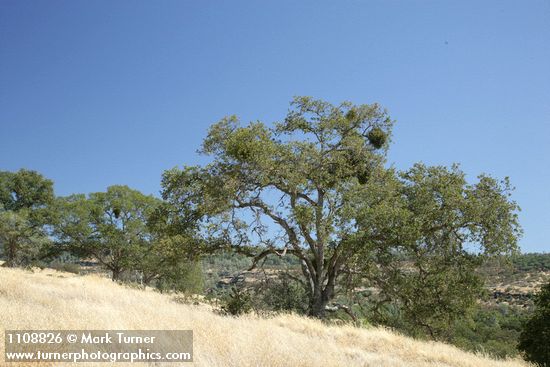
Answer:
203 252 550 306
481 253 550 308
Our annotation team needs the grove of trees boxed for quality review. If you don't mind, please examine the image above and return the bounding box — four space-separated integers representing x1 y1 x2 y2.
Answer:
2 96 541 360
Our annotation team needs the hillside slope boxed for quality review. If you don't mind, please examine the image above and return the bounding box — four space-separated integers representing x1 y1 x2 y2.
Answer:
0 267 530 367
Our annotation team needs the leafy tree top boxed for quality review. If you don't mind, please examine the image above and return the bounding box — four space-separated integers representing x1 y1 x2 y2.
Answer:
161 96 521 318
0 169 54 212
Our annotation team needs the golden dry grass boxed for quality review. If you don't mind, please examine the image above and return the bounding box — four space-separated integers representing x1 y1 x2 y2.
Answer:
0 267 531 367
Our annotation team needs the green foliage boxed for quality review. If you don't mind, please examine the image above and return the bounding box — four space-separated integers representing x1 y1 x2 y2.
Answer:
220 287 253 316
260 253 301 267
451 304 527 359
367 127 387 149
0 170 54 267
348 294 527 359
51 186 161 280
162 97 521 323
260 273 309 314
0 97 525 362
346 163 521 337
199 252 308 314
512 253 550 272
0 169 54 213
518 281 550 366
140 201 210 290
162 97 395 317
155 260 204 294
0 210 50 267
360 252 487 340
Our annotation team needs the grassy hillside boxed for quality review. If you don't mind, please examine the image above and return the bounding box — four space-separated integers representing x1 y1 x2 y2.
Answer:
0 267 531 367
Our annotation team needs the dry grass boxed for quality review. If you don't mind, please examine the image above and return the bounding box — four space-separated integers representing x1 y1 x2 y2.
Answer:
0 267 531 367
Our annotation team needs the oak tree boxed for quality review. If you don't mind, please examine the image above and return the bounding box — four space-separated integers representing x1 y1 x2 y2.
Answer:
162 97 521 318
52 185 160 281
0 169 54 266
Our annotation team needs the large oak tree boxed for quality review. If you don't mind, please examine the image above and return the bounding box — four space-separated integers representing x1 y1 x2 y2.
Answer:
162 97 521 318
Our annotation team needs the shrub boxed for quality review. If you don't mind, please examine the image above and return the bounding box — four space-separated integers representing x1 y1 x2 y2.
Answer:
518 281 550 366
220 287 252 316
261 274 308 314
50 261 81 274
155 261 204 294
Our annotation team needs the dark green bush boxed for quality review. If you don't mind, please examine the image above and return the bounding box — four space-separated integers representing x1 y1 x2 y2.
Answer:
260 274 308 314
220 287 253 316
518 281 550 366
155 261 204 294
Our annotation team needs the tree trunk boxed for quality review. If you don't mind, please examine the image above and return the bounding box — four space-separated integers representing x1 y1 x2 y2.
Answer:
308 284 335 318
111 268 121 281
307 269 337 318
4 240 17 267
309 295 328 318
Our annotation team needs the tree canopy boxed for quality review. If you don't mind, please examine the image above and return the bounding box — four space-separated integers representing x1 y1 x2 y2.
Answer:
161 96 521 319
51 185 161 280
0 169 54 212
346 164 520 337
0 169 54 266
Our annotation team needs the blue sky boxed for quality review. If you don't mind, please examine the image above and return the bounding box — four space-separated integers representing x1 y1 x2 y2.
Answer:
1 1 548 252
